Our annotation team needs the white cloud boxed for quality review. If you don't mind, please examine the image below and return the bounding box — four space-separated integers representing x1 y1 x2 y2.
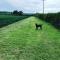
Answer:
44 0 60 13
5 0 42 7
0 0 60 13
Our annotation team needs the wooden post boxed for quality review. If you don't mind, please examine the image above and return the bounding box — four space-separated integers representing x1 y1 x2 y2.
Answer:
43 0 45 20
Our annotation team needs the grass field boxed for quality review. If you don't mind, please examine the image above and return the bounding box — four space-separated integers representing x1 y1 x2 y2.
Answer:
0 15 29 28
0 16 60 60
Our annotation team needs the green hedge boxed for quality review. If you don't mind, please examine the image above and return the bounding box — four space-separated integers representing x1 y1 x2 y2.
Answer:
36 13 60 30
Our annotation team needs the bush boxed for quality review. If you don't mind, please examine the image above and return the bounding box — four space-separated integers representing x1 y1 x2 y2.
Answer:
36 12 60 30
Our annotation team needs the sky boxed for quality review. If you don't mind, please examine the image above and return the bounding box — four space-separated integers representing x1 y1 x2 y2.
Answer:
0 0 60 13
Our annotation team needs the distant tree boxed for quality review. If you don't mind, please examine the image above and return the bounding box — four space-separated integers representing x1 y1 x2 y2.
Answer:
18 11 23 15
13 10 23 15
13 10 18 15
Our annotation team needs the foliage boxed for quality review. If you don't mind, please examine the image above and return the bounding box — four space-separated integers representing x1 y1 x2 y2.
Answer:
12 10 19 15
36 12 60 30
12 10 23 15
18 11 23 15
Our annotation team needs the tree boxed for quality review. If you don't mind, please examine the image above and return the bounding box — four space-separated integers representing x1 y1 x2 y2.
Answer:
18 11 23 15
13 10 18 15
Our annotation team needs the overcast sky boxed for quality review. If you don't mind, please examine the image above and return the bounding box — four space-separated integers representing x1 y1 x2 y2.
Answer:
0 0 60 13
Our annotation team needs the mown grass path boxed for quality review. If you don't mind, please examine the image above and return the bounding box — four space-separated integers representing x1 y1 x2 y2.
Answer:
0 16 60 60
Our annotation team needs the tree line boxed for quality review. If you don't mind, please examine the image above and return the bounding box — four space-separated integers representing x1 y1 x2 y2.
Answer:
0 10 23 15
12 10 23 15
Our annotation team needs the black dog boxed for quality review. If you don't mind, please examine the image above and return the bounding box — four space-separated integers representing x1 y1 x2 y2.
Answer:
35 23 42 30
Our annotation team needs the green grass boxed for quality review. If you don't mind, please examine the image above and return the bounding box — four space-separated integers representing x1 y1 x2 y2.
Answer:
0 15 29 27
0 16 60 60
0 15 28 20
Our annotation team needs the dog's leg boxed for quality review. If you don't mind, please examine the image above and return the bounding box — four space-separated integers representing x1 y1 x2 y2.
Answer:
40 26 42 30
